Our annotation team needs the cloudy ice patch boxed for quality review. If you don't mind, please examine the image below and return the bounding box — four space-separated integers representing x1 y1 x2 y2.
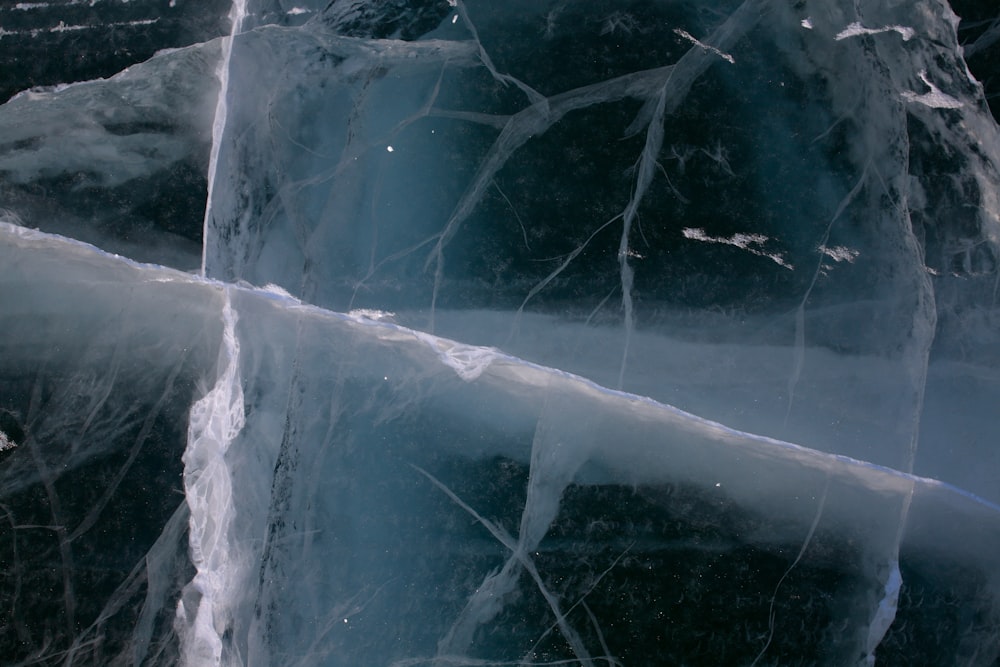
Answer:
674 28 736 64
835 22 915 41
901 70 964 109
348 309 397 323
820 245 859 262
262 283 298 301
0 430 16 452
683 227 794 269
0 17 158 40
414 332 498 382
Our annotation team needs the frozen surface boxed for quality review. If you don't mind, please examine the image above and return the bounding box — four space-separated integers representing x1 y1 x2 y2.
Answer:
3 0 1000 665
0 0 231 103
0 41 221 269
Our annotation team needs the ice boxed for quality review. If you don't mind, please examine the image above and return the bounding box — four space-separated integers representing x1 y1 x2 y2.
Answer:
901 70 966 109
2 222 999 665
0 42 222 269
412 331 498 381
834 22 916 42
3 0 1000 664
177 291 245 665
0 224 223 665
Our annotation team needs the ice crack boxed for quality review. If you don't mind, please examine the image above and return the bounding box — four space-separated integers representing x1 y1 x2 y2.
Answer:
178 290 245 666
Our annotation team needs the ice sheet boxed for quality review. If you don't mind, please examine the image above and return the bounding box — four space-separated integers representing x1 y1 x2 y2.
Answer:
3 0 1000 664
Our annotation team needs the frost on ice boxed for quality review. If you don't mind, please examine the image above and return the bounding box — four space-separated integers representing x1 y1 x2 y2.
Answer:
3 0 1000 666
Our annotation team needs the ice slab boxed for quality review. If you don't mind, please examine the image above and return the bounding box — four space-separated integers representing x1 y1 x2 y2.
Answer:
4 225 999 665
4 0 1000 664
0 40 222 269
200 0 1000 512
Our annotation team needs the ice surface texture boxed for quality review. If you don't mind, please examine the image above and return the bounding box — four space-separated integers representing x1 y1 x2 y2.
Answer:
2 0 1000 665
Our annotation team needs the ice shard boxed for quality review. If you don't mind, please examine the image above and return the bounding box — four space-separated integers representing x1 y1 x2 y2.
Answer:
2 0 1000 665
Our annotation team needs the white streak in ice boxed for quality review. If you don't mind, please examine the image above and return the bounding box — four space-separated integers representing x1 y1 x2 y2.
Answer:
683 227 794 269
674 28 736 64
862 561 903 665
179 291 245 665
901 70 964 109
835 22 915 41
201 0 247 276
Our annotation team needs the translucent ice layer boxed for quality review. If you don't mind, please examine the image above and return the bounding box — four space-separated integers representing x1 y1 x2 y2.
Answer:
3 223 1000 665
2 0 1000 665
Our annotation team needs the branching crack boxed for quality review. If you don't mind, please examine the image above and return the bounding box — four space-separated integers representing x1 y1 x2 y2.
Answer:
410 464 601 667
